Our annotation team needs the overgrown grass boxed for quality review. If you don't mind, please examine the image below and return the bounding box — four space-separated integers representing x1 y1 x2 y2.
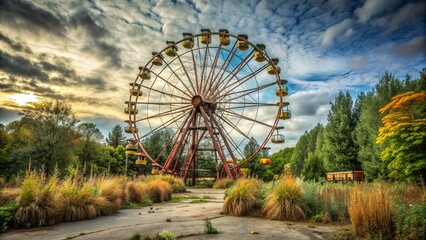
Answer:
223 177 264 216
96 176 126 215
349 183 394 239
212 178 235 189
146 179 172 203
262 176 305 221
14 171 59 228
139 175 185 193
127 181 148 203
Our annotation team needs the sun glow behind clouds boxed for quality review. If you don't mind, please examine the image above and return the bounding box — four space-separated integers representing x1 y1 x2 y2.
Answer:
9 93 38 106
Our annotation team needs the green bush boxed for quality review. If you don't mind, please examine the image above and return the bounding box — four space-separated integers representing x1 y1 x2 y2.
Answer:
395 204 426 240
204 218 218 234
157 230 175 240
0 203 18 232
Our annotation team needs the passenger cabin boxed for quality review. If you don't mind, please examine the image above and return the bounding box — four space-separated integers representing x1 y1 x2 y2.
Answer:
267 58 281 75
130 88 143 97
124 126 138 134
139 67 151 80
151 163 160 175
254 44 266 62
200 29 211 44
165 41 178 57
271 134 285 143
259 158 271 165
124 107 138 114
151 52 163 66
135 153 147 166
218 29 230 46
182 33 194 49
276 86 288 96
326 171 365 182
237 34 248 51
279 110 291 120
125 144 138 155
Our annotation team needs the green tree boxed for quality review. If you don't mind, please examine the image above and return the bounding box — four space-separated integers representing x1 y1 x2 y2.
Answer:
322 91 359 171
20 99 79 175
290 133 309 176
106 124 126 148
143 128 174 165
269 147 294 176
302 152 326 182
355 73 404 179
75 122 104 175
376 91 426 182
242 137 262 178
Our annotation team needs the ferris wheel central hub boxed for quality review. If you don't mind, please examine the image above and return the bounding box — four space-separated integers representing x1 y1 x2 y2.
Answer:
191 95 203 107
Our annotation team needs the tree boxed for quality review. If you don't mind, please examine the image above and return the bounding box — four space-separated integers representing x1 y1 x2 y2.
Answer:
290 133 309 176
376 91 426 182
269 147 294 176
143 128 174 165
302 152 326 182
75 122 104 175
20 99 79 175
322 91 359 171
242 137 263 178
106 124 126 148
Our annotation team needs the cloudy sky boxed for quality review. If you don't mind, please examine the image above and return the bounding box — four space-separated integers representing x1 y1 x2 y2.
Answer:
0 0 425 150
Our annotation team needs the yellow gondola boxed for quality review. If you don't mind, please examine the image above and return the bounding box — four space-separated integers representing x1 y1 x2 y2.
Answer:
182 32 194 48
151 52 163 66
271 134 285 144
124 107 138 114
124 127 138 133
254 44 266 62
151 163 160 175
218 29 230 46
135 153 147 166
280 79 288 85
267 58 280 75
139 67 151 80
275 86 288 96
237 34 248 51
200 29 211 44
130 88 142 97
165 41 178 57
279 110 291 120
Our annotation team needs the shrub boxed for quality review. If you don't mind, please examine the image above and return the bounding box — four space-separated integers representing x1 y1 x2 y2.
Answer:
146 179 172 203
157 230 176 240
204 217 218 234
159 175 186 193
97 176 126 215
14 171 59 228
212 178 235 189
262 176 305 221
394 204 426 240
349 183 393 239
57 179 100 222
223 178 264 216
0 203 18 232
127 181 148 203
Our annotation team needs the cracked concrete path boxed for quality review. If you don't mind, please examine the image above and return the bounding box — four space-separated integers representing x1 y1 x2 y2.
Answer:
1 188 343 240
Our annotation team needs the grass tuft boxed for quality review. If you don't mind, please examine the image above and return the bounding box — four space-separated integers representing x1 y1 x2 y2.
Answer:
223 177 264 216
262 176 305 221
146 179 172 203
96 176 125 215
212 178 235 189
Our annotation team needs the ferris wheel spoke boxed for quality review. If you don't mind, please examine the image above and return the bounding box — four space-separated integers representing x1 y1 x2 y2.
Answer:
176 54 197 95
199 43 211 95
135 105 192 122
214 63 269 101
213 111 251 141
216 81 276 101
216 101 279 106
140 84 190 102
150 72 193 99
207 41 238 97
190 46 200 94
219 108 274 128
202 44 223 96
209 49 255 99
139 108 191 140
135 101 190 105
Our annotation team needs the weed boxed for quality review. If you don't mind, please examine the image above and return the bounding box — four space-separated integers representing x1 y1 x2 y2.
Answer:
156 229 176 240
212 178 235 189
97 176 125 215
190 199 207 203
0 202 18 232
349 183 393 239
262 176 305 221
394 203 426 240
127 181 147 203
223 177 264 216
146 180 172 203
204 218 218 234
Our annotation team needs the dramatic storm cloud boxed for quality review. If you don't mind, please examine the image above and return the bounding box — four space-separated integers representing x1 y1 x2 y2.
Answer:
0 0 425 149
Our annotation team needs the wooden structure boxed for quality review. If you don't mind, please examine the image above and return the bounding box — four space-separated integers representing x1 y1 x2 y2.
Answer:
326 171 364 182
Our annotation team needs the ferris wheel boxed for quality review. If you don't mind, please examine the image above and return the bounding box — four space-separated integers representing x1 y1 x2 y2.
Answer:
124 29 291 182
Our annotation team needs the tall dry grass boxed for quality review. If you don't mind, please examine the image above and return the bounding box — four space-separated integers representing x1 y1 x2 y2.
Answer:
126 181 148 203
57 179 100 222
146 179 172 203
223 177 264 216
349 183 394 239
262 176 305 221
14 171 59 227
96 176 126 215
139 175 185 193
212 178 235 189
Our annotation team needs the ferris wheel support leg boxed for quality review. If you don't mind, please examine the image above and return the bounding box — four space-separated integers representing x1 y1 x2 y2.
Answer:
199 106 233 178
163 109 195 172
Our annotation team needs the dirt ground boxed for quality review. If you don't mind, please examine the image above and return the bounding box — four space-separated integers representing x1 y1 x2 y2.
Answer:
1 188 347 240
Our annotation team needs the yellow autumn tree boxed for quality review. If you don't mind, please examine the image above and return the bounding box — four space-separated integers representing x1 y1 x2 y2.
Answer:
376 91 426 182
